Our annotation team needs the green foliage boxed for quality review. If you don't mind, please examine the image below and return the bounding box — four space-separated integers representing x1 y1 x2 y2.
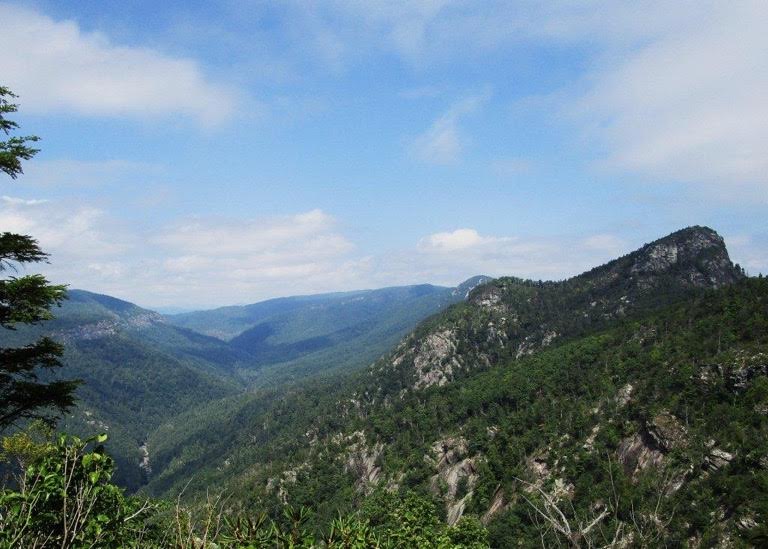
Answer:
170 282 478 388
3 218 763 546
0 289 246 489
1 434 488 547
0 433 155 547
0 420 54 471
146 277 768 546
0 87 39 179
447 516 489 549
0 87 78 432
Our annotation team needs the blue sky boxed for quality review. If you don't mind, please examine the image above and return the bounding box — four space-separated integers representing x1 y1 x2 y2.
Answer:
2 1 766 308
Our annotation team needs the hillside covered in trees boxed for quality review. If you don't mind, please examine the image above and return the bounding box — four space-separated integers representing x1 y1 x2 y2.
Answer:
3 225 767 547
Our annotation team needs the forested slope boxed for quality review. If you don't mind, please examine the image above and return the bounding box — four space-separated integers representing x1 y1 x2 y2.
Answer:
0 290 245 489
142 227 768 545
0 279 487 490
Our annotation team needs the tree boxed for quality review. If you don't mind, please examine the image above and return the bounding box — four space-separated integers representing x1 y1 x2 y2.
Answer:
0 86 79 431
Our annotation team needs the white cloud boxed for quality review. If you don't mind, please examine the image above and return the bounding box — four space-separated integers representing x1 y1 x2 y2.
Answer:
1 196 48 206
0 197 125 259
0 4 237 124
0 194 640 307
280 1 768 189
573 2 768 189
419 228 508 252
0 198 363 307
401 227 634 287
5 193 763 307
410 93 489 164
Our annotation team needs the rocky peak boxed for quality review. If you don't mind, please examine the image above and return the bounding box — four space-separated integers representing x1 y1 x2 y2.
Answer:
625 226 743 288
383 226 744 393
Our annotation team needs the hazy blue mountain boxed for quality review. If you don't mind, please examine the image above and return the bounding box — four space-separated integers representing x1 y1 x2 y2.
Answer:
167 277 492 386
168 277 493 341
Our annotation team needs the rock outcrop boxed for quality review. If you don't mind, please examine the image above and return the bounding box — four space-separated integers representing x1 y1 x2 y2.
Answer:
427 437 481 525
342 431 384 494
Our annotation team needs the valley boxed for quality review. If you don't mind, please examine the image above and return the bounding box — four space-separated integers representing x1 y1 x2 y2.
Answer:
6 225 766 545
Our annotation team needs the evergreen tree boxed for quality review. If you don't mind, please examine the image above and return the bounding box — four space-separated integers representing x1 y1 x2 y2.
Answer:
0 86 79 430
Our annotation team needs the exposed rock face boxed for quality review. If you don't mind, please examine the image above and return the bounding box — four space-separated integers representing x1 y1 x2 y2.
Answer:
618 432 665 478
698 351 768 392
427 437 480 525
705 447 734 472
267 463 310 504
728 351 768 391
139 442 151 475
647 412 688 452
616 383 634 407
481 487 506 525
469 285 506 313
629 226 743 288
406 329 462 389
343 431 383 494
58 311 165 342
618 412 692 485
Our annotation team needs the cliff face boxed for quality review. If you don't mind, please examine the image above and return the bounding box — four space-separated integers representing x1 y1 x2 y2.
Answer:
627 226 741 287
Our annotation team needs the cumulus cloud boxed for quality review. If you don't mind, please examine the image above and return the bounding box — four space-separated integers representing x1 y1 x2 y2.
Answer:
153 209 358 297
0 197 126 259
418 228 508 252
410 93 489 164
4 194 764 307
0 195 634 307
0 4 237 124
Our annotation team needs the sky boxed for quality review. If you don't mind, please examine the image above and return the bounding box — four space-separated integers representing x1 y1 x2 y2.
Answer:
1 0 766 310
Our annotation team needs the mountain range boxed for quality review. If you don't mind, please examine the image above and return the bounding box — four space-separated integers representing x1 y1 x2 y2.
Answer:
4 225 767 545
138 226 767 545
